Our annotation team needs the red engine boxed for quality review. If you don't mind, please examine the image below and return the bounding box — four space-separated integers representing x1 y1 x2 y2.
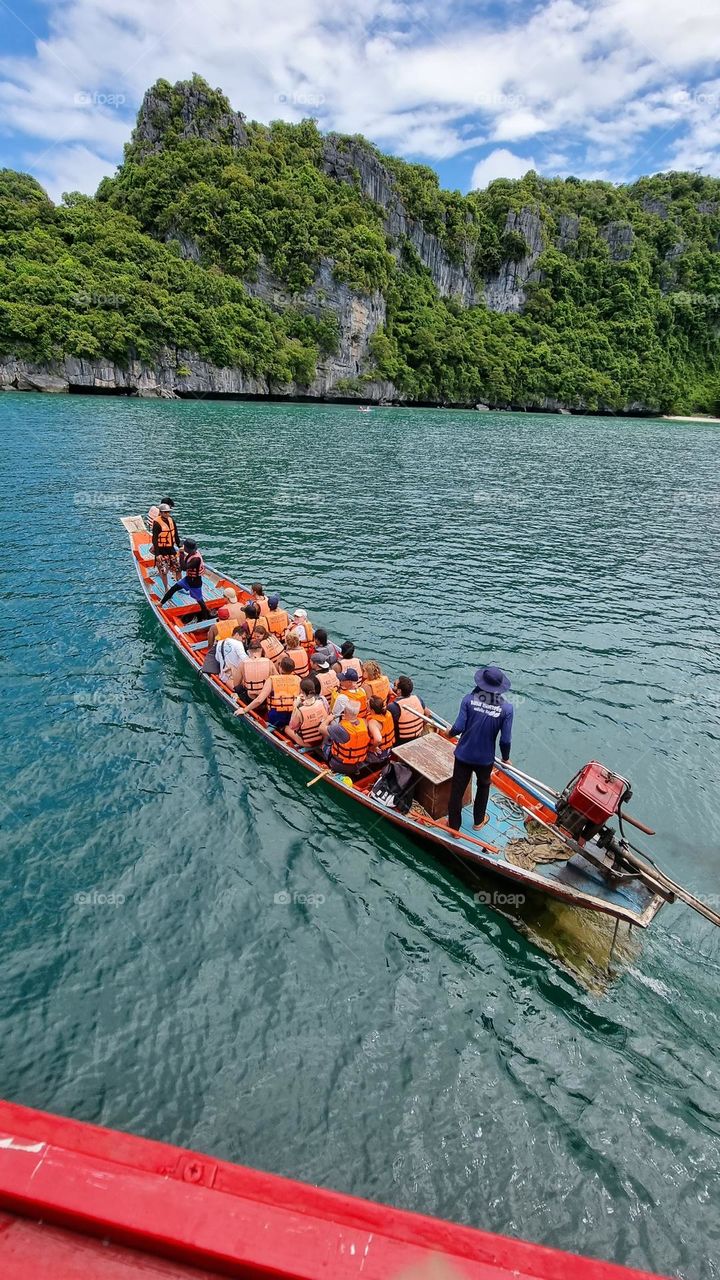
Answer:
555 761 631 843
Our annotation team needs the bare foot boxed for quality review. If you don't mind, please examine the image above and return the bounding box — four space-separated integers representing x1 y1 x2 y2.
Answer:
439 817 461 836
473 816 490 831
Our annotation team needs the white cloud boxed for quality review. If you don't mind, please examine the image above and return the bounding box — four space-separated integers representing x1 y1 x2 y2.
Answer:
471 149 536 188
27 144 118 201
0 0 720 194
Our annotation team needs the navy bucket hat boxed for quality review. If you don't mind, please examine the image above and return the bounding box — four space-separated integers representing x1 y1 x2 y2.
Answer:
474 665 511 694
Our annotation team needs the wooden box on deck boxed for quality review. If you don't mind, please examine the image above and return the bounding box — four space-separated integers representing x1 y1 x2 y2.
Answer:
392 732 471 820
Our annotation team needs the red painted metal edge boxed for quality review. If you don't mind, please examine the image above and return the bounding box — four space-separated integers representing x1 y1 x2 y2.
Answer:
0 1102 668 1279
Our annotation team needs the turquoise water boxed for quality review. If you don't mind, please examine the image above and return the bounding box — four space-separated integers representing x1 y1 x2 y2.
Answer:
1 394 719 1277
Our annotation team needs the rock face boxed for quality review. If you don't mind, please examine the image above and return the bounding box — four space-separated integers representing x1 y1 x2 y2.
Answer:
129 78 247 161
14 370 69 393
0 354 660 413
483 209 544 313
600 221 635 261
556 214 579 249
321 136 480 306
0 351 399 403
244 257 387 386
641 197 668 219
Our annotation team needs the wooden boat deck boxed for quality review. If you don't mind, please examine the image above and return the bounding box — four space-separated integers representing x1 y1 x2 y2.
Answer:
121 516 667 931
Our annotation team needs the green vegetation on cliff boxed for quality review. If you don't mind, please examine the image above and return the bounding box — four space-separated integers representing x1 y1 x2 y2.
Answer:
2 74 720 410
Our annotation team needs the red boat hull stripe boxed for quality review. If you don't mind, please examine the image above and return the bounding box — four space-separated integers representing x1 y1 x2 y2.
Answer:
0 1102 666 1279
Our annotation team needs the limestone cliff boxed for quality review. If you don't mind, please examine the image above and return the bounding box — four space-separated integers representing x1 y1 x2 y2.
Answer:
6 76 714 414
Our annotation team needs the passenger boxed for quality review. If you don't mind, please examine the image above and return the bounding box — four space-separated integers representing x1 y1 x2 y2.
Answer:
151 502 181 592
334 640 360 676
215 632 247 689
265 594 289 637
285 630 311 678
236 655 300 729
257 626 285 662
222 587 246 622
237 601 263 647
366 696 396 767
160 539 210 619
287 678 329 750
330 668 368 718
310 656 339 701
251 582 270 616
389 676 426 744
291 608 314 649
361 660 391 705
312 627 341 666
148 495 174 527
445 665 513 834
236 638 274 705
207 606 242 647
322 700 370 776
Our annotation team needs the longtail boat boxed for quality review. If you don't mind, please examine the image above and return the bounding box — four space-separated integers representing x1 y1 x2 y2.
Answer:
121 515 720 953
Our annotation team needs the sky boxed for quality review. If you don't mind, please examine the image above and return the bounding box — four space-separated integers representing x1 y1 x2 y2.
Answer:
1 0 720 201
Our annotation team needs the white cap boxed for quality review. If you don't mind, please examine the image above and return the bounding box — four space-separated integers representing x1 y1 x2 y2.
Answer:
293 608 308 618
159 502 171 512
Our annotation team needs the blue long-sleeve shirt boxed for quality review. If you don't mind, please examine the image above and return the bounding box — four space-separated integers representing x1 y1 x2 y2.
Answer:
450 691 513 766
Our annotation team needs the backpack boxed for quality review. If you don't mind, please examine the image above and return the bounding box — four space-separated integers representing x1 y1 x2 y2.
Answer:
370 761 416 815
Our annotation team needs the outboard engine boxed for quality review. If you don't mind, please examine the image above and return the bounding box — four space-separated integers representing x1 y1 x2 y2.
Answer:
555 761 631 844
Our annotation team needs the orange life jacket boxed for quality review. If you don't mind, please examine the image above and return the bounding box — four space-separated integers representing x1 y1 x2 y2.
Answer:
296 700 326 745
316 669 339 699
242 656 273 697
331 686 368 716
214 617 238 642
332 718 370 768
396 695 425 741
363 674 391 703
337 657 359 675
270 673 301 712
262 634 285 661
293 619 314 647
254 596 270 616
266 608 289 636
368 710 395 754
155 515 176 551
287 648 310 678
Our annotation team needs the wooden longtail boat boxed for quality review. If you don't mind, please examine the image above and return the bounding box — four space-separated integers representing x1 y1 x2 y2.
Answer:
121 516 670 936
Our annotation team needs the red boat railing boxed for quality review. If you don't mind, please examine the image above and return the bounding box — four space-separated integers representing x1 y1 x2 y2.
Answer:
0 1101 668 1279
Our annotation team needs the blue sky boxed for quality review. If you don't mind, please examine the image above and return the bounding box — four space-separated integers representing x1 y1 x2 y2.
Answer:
1 0 719 200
